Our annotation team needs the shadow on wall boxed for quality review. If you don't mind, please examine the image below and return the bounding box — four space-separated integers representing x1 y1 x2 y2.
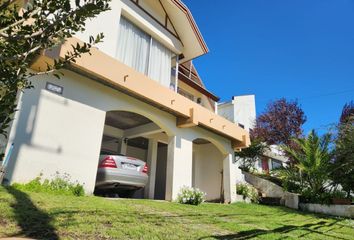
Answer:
5 186 59 240
5 87 65 183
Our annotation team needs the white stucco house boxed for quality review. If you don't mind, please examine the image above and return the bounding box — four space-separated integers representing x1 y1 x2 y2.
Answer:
1 0 251 203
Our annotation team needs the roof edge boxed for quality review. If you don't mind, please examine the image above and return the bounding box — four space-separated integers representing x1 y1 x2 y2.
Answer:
171 0 209 54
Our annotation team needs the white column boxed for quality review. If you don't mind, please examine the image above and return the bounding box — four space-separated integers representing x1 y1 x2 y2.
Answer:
144 138 158 199
223 153 237 203
119 138 128 155
175 55 179 92
165 135 193 201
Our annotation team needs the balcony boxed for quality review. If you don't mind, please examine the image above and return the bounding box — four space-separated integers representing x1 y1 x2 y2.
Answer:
31 38 250 149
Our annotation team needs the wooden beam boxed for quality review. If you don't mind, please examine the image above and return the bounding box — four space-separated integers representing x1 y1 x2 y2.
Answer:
177 108 198 128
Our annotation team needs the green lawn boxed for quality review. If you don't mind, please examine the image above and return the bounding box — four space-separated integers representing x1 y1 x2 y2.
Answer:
0 186 353 240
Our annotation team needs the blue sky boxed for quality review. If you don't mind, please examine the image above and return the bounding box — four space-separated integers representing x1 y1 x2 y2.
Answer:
183 0 354 134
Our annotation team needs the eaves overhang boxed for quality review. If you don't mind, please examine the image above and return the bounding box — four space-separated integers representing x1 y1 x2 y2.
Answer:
164 0 209 62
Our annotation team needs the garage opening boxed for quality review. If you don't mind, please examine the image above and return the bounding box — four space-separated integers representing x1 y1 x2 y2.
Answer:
96 111 169 199
192 138 224 202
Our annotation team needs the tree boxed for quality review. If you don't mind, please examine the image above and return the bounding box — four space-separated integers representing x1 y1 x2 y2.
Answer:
279 130 333 201
0 0 110 158
252 98 306 146
236 98 306 169
339 101 354 124
235 138 268 172
331 102 354 198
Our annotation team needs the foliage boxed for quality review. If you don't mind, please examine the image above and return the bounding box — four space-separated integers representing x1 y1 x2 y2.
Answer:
252 98 306 146
177 186 205 205
331 114 354 198
236 183 259 203
277 130 333 203
272 166 302 193
339 101 354 124
0 0 110 156
235 140 268 172
237 98 306 168
12 173 84 196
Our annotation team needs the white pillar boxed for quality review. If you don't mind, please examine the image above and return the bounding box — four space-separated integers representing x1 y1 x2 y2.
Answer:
144 138 158 199
165 135 193 201
119 138 127 155
223 153 237 203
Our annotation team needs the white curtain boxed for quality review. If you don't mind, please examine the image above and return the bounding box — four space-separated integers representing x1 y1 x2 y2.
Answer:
116 17 150 74
116 17 172 88
148 39 172 87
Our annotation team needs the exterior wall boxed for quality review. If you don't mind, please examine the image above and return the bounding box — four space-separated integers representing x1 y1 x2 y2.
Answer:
218 95 256 132
193 143 223 201
217 102 234 124
74 0 182 61
5 70 238 200
178 81 214 111
5 78 106 194
299 203 354 218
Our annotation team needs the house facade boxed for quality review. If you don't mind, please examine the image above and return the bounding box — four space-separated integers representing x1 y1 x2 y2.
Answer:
2 0 250 203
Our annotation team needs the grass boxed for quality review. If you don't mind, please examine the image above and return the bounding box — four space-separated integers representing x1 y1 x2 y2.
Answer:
0 186 353 240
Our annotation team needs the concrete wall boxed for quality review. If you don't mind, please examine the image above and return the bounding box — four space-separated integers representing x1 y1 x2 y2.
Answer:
218 95 256 132
217 102 234 124
193 143 223 201
244 171 299 209
5 70 237 200
5 80 106 194
299 203 354 218
74 0 182 61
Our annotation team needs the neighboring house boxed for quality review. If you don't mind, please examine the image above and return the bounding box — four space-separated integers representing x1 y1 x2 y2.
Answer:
218 95 288 174
2 0 250 203
218 95 256 132
255 145 288 173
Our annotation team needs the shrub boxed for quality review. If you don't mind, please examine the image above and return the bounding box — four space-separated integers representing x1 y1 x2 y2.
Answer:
12 173 85 197
177 186 205 205
236 183 259 203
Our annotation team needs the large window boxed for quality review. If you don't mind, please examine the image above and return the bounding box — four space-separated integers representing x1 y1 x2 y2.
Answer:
116 17 173 88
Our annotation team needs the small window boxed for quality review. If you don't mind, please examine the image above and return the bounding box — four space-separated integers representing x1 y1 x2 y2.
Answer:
271 159 282 170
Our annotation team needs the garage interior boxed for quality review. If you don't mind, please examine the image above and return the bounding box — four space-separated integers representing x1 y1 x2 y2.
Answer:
98 111 168 199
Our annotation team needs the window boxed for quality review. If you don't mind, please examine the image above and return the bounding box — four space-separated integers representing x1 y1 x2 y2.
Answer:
271 159 282 170
116 17 173 88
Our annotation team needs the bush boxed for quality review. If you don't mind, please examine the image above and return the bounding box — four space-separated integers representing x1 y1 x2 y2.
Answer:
300 189 349 205
236 183 259 203
12 173 85 196
177 186 205 205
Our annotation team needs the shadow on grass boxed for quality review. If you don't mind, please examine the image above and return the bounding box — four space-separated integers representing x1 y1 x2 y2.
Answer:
199 220 349 240
5 186 59 240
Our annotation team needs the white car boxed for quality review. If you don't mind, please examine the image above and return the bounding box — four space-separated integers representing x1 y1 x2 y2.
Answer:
95 154 149 197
